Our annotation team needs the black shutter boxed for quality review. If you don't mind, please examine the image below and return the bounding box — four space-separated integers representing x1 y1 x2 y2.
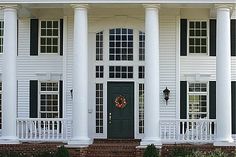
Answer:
180 19 187 56
180 81 187 134
180 81 187 119
209 81 216 119
30 80 38 118
232 81 236 134
59 80 63 118
210 19 216 56
231 20 236 56
30 19 39 56
60 19 63 56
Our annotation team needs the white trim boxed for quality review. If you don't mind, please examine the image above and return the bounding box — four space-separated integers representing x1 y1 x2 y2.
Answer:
93 27 145 139
62 16 67 119
176 15 180 119
0 0 235 4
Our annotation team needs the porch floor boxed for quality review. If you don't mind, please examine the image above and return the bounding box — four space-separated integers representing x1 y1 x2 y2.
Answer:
0 141 235 157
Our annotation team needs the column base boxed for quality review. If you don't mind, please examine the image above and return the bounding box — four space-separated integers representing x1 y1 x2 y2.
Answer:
214 138 235 146
67 137 93 148
139 138 162 148
0 136 20 144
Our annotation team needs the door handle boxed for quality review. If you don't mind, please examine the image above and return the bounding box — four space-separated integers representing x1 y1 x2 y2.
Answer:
109 113 112 124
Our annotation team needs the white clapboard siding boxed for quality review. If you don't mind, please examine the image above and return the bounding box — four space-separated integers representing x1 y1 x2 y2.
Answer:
159 16 177 119
232 58 236 81
65 16 73 120
16 19 62 118
181 57 236 81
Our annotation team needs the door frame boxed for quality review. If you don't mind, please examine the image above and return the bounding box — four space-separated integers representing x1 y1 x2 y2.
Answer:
107 81 135 139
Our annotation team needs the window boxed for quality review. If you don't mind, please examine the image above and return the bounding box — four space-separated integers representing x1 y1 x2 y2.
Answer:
40 20 60 54
188 21 208 54
139 31 145 61
96 83 103 133
188 83 208 119
39 82 59 118
139 84 144 133
138 66 145 79
109 66 133 78
109 28 133 61
96 31 103 61
0 21 3 53
96 66 104 78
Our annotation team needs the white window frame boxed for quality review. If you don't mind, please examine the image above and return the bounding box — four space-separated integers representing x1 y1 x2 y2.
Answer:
0 20 3 54
38 81 60 118
187 82 209 119
187 20 209 56
38 20 60 54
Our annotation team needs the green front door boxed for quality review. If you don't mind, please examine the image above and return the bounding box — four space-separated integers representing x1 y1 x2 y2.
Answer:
107 82 134 139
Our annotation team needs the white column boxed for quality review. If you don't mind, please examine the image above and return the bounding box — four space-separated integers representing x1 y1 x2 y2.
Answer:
0 6 19 144
140 4 161 146
68 4 92 147
214 4 234 146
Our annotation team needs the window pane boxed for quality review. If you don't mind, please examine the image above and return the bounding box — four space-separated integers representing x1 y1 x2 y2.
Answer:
109 28 133 61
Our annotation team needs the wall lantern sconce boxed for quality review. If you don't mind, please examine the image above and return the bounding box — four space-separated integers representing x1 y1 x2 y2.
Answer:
163 87 170 105
70 89 73 99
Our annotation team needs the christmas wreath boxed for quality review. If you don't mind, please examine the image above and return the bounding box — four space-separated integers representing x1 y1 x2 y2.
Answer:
115 95 127 109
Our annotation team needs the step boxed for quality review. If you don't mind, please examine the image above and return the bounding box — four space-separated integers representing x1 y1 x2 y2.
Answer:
86 139 140 157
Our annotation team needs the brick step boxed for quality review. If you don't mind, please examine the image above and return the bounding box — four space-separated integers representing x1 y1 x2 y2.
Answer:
85 139 140 157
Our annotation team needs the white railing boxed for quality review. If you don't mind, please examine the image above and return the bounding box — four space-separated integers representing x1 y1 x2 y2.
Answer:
16 118 72 142
160 119 216 143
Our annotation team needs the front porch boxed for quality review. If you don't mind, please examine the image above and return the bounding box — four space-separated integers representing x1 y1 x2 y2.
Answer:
13 118 219 144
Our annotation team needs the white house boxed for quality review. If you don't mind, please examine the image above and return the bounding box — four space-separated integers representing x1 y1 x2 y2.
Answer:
0 0 235 147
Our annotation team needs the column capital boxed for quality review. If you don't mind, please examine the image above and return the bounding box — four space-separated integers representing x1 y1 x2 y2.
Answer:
71 4 89 9
214 4 233 10
0 5 18 10
143 4 160 9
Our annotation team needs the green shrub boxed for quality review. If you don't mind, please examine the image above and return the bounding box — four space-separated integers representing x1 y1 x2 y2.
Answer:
188 149 229 157
170 146 194 157
143 144 159 157
54 146 70 157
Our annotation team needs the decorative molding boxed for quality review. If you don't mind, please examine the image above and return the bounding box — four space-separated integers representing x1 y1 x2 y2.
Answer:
0 5 18 10
71 4 89 9
143 4 160 9
35 72 62 81
215 4 233 10
184 73 211 82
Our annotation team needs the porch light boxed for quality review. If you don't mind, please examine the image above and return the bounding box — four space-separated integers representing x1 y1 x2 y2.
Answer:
70 89 73 99
163 87 170 105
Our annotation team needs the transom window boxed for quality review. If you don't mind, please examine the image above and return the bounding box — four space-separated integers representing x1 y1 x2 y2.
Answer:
40 20 60 54
188 21 208 54
109 66 133 78
109 28 133 61
188 83 208 119
39 82 59 118
0 21 3 53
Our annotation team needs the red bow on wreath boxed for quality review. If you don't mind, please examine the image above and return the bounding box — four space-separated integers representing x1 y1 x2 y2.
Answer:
115 95 127 109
